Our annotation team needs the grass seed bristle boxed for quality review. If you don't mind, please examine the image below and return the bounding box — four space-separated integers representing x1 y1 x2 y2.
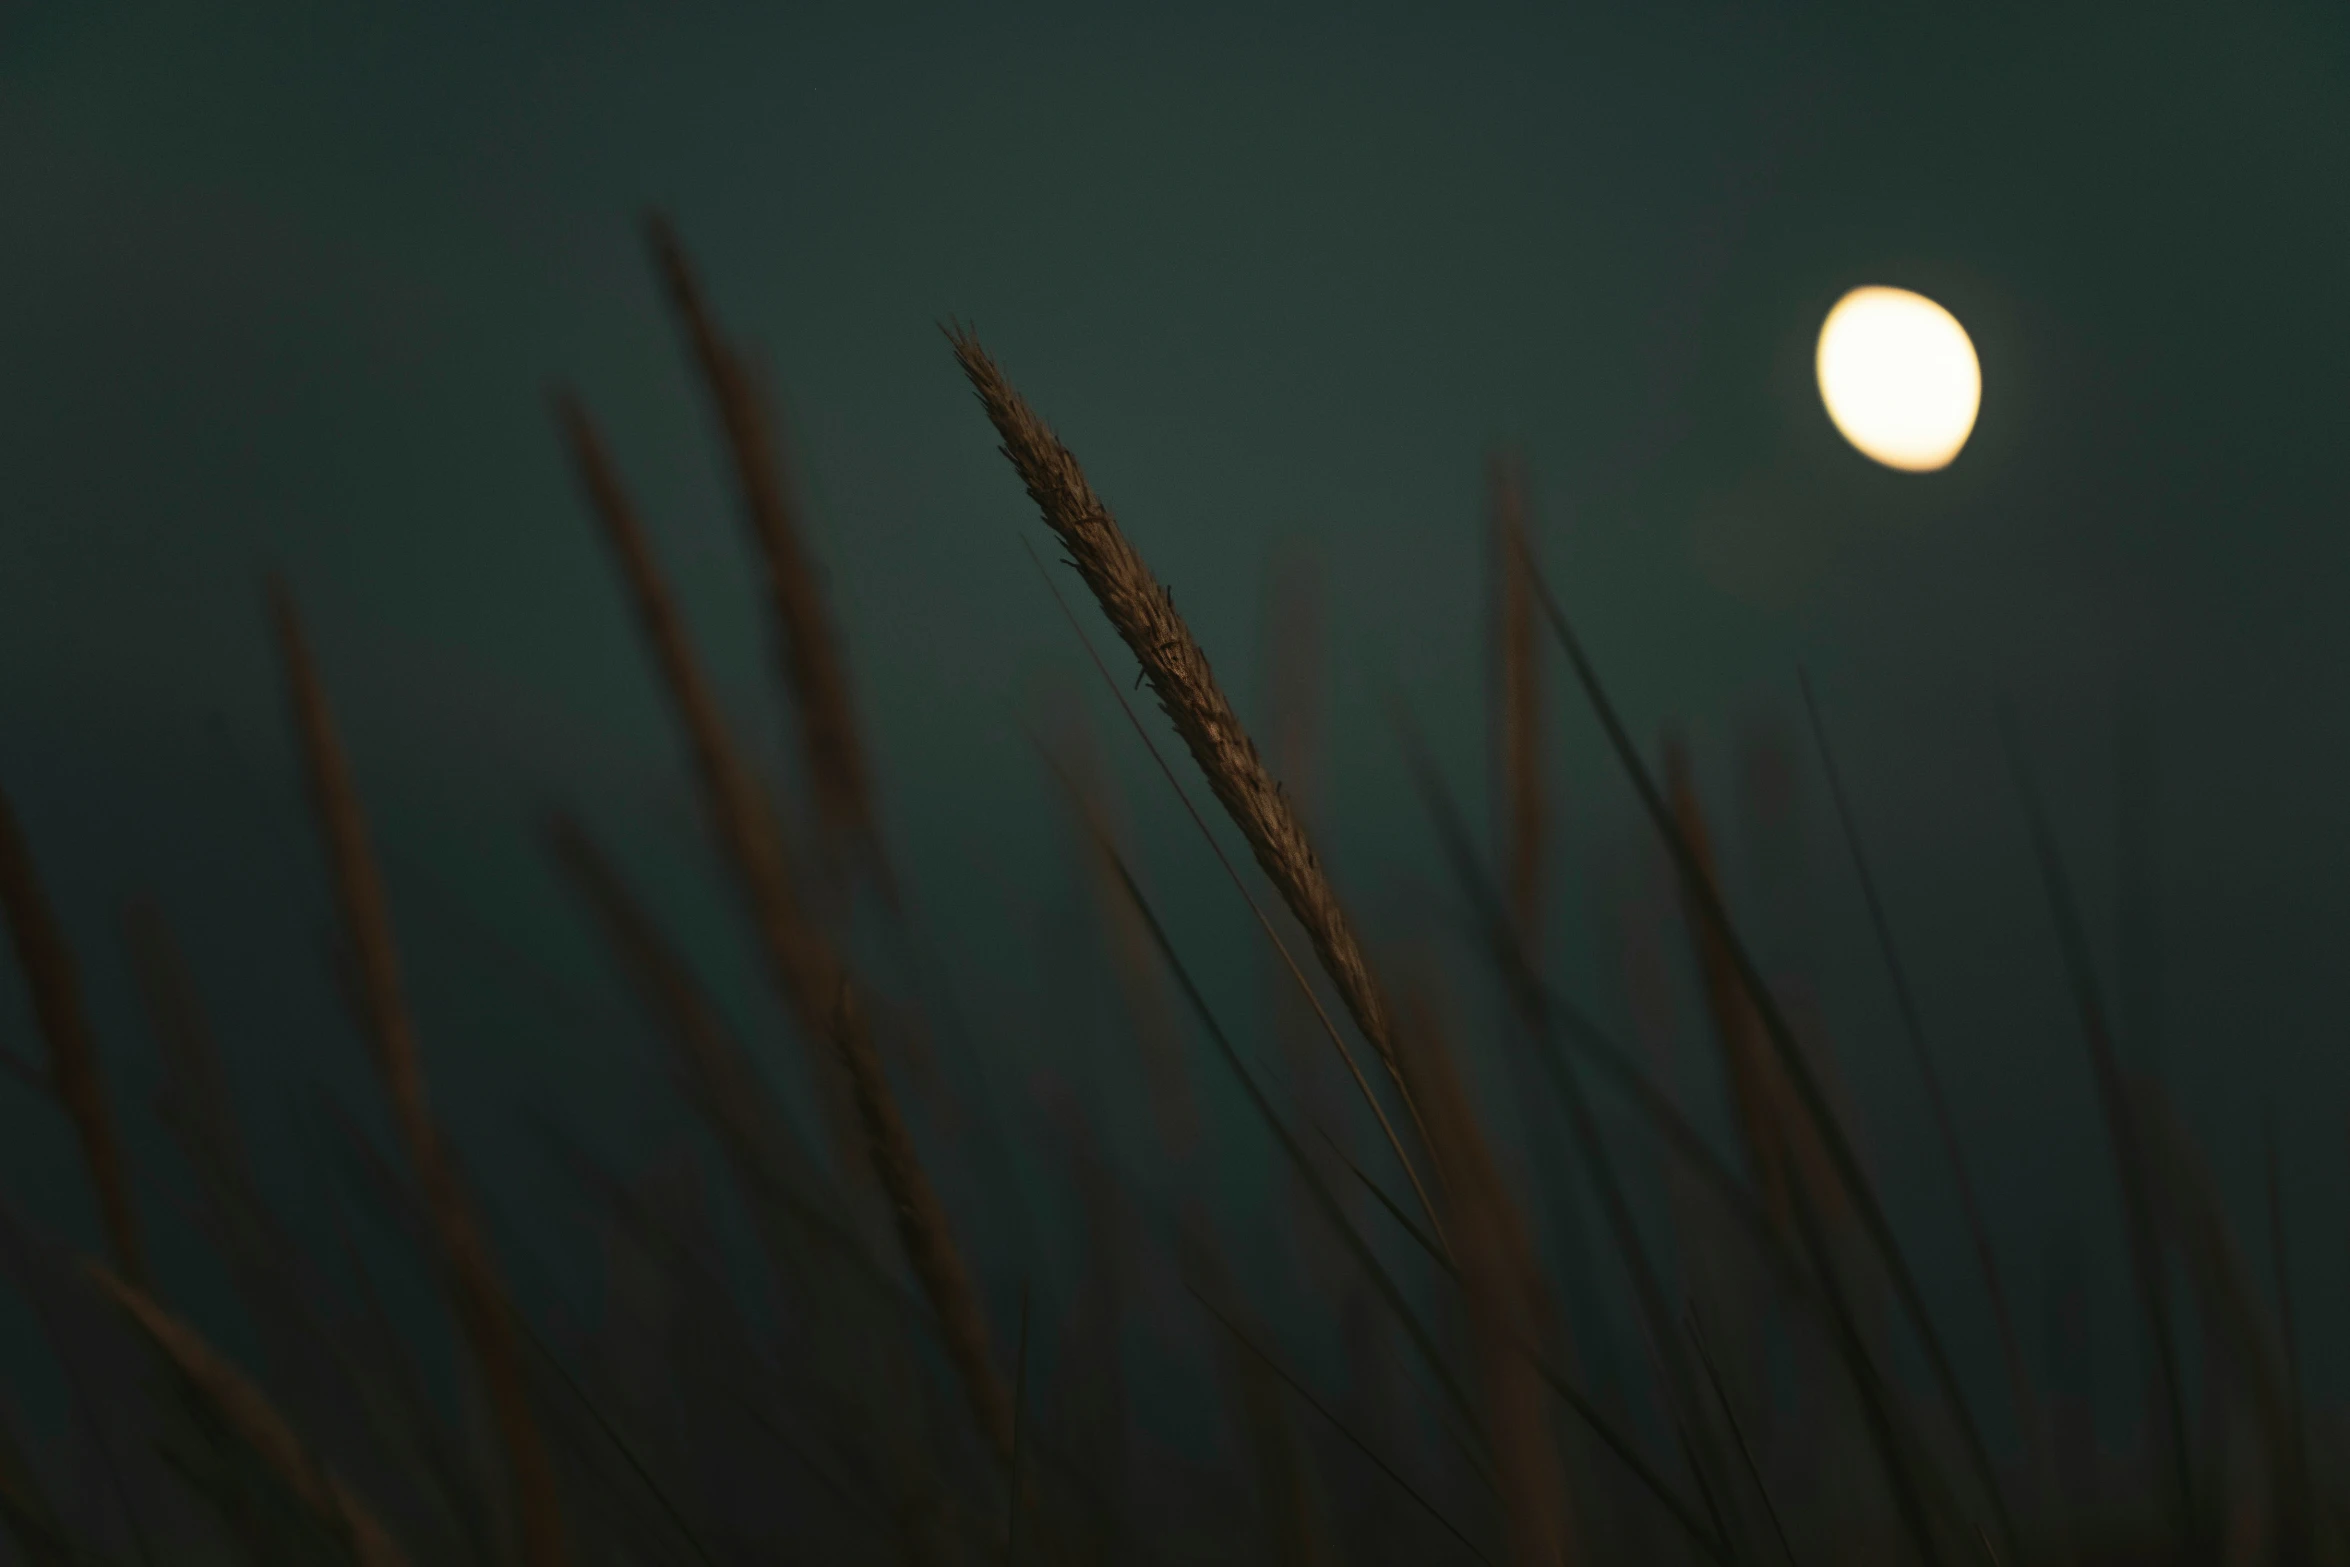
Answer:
950 329 1433 1182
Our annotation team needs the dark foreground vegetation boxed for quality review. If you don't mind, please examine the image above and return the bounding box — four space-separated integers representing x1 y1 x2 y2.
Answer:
0 219 2337 1566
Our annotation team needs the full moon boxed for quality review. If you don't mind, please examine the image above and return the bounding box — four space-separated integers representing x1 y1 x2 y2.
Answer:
1814 286 1981 472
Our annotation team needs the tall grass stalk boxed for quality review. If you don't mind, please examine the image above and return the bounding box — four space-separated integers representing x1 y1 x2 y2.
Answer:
0 781 145 1287
950 330 1441 1214
1514 533 2021 1560
83 1261 412 1567
646 215 890 902
270 581 573 1567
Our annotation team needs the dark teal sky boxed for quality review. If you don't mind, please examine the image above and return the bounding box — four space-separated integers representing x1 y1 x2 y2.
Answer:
6 1 2350 1408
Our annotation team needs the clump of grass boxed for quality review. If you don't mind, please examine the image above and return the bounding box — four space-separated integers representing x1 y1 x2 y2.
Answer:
1 220 2344 1567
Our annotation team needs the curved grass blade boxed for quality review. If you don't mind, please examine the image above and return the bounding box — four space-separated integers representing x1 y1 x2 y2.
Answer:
1006 1287 1032 1565
507 1306 722 1567
1067 816 1483 1448
1321 1110 1731 1563
0 780 145 1288
1687 1311 1800 1567
0 1389 86 1566
1799 673 2057 1520
1386 694 1763 1550
1996 707 2196 1555
1187 1282 1496 1567
1784 1181 1945 1567
270 581 572 1567
647 215 892 903
82 1260 412 1567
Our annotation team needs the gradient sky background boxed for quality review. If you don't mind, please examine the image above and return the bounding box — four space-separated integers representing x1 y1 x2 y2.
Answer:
6 1 2350 1429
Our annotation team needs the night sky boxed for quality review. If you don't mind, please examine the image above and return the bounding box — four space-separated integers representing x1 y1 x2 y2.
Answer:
6 2 2350 1417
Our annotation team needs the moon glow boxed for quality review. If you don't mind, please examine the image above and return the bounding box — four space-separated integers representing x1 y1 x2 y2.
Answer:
1815 286 1981 472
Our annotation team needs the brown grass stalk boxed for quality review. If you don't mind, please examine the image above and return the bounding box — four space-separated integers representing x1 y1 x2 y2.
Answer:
1023 538 1448 1254
1040 715 1324 1557
2137 1080 2311 1561
1518 541 2019 1556
1661 734 1845 1238
555 395 1016 1483
1797 672 2064 1556
646 215 888 896
543 814 839 1256
827 978 1017 1466
546 806 955 1547
122 898 253 1203
1254 558 1365 1306
268 581 571 1567
1261 551 1325 819
553 392 866 1177
82 1260 412 1567
0 778 146 1288
1257 554 1342 1120
1392 984 1572 1567
951 329 1432 1174
1038 712 1200 1167
2000 710 2196 1552
1484 459 1618 1471
1490 451 1542 947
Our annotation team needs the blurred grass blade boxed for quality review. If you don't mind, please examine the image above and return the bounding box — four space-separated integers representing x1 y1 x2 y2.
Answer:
270 580 572 1567
1515 539 2018 1560
646 214 892 903
1391 984 1574 1566
1073 815 1483 1447
0 1396 82 1567
1997 705 2196 1553
1020 540 1447 1255
0 779 145 1287
1687 1312 1800 1567
1799 672 2057 1527
1386 693 1765 1543
1006 1286 1031 1565
83 1259 412 1567
1188 1282 1495 1567
1783 1180 1945 1567
553 390 863 1178
508 1304 722 1567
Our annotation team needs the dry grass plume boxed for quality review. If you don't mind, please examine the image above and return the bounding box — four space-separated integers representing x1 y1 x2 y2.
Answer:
949 328 1430 1172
